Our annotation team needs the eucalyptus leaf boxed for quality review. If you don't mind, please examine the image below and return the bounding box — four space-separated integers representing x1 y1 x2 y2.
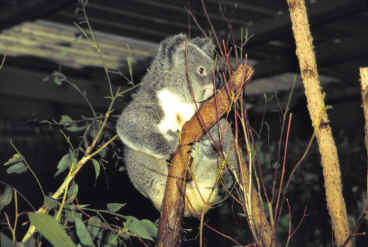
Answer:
6 162 27 174
65 209 82 223
43 196 58 211
67 125 86 132
91 159 100 180
3 153 23 166
28 213 77 247
68 182 79 200
125 216 157 241
0 185 13 211
59 115 73 125
139 219 158 240
107 203 126 213
75 217 94 247
127 55 134 81
87 216 102 239
55 152 77 177
75 203 90 209
59 115 85 132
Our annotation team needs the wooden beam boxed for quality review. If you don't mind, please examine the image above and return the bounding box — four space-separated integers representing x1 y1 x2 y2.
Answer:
253 35 368 80
232 0 367 47
207 0 279 16
0 0 75 31
0 20 157 70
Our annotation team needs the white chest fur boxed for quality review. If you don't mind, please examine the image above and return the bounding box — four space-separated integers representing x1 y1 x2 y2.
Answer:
157 89 197 139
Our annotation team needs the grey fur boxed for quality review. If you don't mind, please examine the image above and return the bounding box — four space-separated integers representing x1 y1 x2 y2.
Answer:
116 34 238 216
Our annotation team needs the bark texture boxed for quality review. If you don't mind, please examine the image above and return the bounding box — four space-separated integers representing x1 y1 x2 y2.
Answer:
287 1 351 246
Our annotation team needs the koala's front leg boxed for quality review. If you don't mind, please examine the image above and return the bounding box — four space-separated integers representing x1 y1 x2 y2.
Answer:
190 119 233 160
191 138 217 160
146 131 179 159
116 103 179 160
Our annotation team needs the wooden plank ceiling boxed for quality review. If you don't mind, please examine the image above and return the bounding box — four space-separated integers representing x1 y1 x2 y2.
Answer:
0 0 367 130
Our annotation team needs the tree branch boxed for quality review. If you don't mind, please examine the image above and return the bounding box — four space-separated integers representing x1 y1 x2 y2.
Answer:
155 63 253 247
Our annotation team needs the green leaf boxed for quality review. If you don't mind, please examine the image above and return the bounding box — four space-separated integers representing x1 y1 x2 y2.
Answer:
125 216 157 241
107 203 126 213
59 115 85 132
28 213 77 247
3 153 23 166
67 125 86 132
75 217 94 247
0 185 13 211
91 159 100 180
139 219 158 240
68 182 79 200
65 209 82 223
87 216 102 240
59 115 73 125
43 196 58 211
0 232 16 247
249 145 256 160
75 203 90 209
6 162 27 174
4 154 26 174
127 55 134 81
55 152 77 177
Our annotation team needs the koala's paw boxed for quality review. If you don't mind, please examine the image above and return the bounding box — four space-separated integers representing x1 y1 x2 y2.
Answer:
190 140 217 160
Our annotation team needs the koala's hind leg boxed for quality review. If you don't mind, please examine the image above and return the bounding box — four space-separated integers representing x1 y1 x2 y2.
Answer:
124 146 220 216
124 148 169 211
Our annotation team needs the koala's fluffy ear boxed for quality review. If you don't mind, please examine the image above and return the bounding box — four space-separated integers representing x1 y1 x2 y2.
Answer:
172 35 216 66
155 33 215 69
190 36 215 58
156 33 187 69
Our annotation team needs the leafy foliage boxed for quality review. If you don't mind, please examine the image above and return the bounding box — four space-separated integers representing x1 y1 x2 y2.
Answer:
0 3 158 245
0 185 13 211
28 213 77 247
124 216 158 241
55 152 78 177
3 153 27 174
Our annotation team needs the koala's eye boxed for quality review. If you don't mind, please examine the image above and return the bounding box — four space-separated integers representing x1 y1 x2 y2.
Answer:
197 66 207 77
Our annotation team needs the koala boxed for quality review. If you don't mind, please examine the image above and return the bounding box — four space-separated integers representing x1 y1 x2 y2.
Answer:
116 34 238 216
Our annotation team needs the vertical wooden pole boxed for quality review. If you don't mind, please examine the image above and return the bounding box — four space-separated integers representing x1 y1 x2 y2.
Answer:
286 1 351 246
